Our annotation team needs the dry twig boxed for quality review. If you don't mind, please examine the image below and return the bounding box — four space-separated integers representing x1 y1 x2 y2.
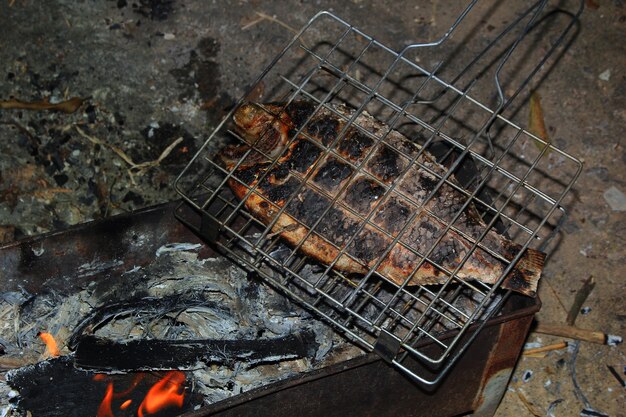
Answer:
242 12 308 48
0 355 39 370
534 322 622 345
75 126 183 184
0 97 85 114
523 341 568 356
528 92 551 154
541 275 569 316
514 385 544 417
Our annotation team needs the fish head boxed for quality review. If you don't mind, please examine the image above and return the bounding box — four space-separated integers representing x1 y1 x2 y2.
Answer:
233 103 272 141
232 102 290 159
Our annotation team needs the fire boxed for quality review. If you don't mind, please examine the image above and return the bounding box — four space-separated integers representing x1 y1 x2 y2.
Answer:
138 371 186 417
96 382 114 417
94 371 185 417
38 332 60 357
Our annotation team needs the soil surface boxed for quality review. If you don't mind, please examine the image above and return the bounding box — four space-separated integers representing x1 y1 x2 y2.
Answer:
0 1 624 416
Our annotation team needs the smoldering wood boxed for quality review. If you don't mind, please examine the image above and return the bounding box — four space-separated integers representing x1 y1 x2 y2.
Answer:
8 356 105 417
7 355 203 417
0 203 364 412
74 329 319 372
68 293 227 349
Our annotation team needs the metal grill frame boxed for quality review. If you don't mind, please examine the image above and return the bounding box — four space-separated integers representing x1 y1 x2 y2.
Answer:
175 0 584 386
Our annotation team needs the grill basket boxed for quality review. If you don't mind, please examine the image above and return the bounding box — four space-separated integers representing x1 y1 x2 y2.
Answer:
175 1 583 385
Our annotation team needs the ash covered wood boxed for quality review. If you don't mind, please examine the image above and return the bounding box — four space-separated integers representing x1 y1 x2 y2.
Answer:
67 293 227 349
0 239 363 417
74 330 318 372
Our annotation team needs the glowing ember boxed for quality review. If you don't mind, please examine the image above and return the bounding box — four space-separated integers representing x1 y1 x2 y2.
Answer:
120 399 132 410
38 332 60 357
96 382 114 417
138 371 186 417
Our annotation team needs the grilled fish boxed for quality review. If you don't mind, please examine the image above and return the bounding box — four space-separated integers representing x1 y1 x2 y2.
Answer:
218 101 545 296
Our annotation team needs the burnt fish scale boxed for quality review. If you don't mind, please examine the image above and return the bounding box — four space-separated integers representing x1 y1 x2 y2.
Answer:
220 101 546 296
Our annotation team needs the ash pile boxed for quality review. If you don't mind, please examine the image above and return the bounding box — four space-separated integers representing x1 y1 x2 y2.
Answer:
0 235 493 417
0 244 363 417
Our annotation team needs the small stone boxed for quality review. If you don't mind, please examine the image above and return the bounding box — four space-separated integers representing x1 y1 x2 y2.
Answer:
603 186 626 211
598 69 611 81
580 306 592 315
522 369 533 383
53 174 69 186
579 243 592 257
163 33 176 40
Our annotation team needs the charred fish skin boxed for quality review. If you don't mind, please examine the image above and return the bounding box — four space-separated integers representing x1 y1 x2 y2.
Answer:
220 101 545 297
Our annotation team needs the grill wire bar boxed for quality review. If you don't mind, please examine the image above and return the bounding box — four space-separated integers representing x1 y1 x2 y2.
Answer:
175 0 584 386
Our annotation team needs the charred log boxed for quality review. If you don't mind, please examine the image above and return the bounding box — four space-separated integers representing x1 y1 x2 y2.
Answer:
74 330 319 372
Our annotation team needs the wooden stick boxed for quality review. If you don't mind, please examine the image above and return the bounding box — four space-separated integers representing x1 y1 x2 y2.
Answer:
0 97 84 113
0 355 38 370
534 322 620 345
523 341 568 355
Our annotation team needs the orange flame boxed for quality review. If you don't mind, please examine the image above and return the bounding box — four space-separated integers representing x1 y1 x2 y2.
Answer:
120 399 132 410
96 382 115 417
38 332 60 357
138 371 186 417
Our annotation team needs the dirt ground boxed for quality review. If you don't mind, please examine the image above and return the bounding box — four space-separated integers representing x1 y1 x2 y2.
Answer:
0 1 624 416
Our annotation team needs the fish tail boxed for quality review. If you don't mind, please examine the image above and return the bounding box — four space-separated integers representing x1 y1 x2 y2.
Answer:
501 246 546 297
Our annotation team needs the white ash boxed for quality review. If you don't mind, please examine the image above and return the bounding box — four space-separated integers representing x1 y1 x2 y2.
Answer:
1 237 496 413
606 335 623 346
0 248 363 412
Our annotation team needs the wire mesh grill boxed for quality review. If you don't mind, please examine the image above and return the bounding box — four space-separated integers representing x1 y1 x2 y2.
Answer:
175 1 584 385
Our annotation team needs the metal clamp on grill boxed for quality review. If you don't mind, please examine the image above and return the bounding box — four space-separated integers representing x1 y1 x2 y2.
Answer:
175 1 583 386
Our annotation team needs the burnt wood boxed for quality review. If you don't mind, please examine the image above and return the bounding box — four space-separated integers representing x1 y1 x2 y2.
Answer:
74 330 319 372
68 294 226 349
7 355 202 417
